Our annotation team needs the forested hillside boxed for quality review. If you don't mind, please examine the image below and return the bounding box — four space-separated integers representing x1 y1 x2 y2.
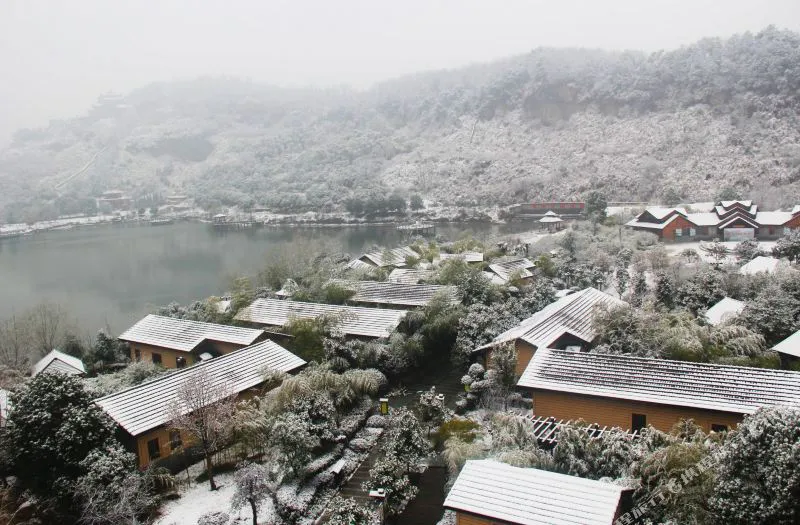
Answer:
2 26 800 222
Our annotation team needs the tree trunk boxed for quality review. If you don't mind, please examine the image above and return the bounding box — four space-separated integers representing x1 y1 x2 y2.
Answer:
249 498 258 525
205 453 217 490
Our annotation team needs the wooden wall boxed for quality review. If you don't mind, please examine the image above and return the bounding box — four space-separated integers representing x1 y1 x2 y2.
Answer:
128 343 196 369
532 390 743 433
456 511 508 525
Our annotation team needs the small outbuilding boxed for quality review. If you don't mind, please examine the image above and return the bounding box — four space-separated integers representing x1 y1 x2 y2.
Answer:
31 349 86 377
538 210 564 232
704 297 745 326
739 255 785 275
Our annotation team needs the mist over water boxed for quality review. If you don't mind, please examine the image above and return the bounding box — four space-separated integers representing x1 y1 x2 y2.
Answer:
0 221 531 335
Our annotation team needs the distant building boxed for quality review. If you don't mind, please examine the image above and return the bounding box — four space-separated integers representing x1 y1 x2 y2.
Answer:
31 349 86 377
538 210 565 232
234 298 408 340
435 251 484 264
119 315 267 369
444 460 633 525
475 287 623 375
96 341 305 468
518 348 800 433
387 268 434 284
704 297 745 326
326 279 460 308
96 190 133 211
772 330 800 368
626 200 800 242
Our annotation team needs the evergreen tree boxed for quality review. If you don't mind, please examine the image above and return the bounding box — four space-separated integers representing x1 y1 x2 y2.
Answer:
654 271 675 309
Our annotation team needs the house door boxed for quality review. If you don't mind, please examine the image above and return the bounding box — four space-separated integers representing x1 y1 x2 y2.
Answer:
723 228 754 241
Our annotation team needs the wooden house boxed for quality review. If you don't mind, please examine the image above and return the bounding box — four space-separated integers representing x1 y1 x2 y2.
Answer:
326 279 460 309
518 348 800 433
234 298 408 340
474 287 624 376
387 268 434 284
96 340 305 468
626 200 800 242
347 246 419 269
119 315 267 369
444 460 632 525
772 330 800 368
484 257 536 285
31 349 86 377
704 297 745 326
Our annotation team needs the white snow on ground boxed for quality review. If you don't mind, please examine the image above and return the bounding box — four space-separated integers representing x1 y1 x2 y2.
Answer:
154 471 276 525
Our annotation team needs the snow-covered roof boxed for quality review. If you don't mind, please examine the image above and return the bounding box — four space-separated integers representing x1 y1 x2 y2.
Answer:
739 256 782 275
31 349 86 377
476 288 624 352
444 460 628 525
387 268 434 284
718 214 759 229
686 212 719 226
792 205 800 215
720 200 753 209
644 207 679 220
774 330 800 358
234 298 407 338
518 348 800 415
96 340 305 436
354 246 419 268
625 213 683 230
118 315 265 353
755 211 793 226
704 297 745 326
436 251 484 263
487 258 535 283
539 214 563 223
327 279 459 307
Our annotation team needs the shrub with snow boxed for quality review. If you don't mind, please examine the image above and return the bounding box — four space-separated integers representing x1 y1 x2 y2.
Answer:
197 511 229 525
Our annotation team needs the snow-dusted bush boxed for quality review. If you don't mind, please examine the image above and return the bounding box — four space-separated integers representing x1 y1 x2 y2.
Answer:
366 415 386 428
348 438 371 453
197 511 230 525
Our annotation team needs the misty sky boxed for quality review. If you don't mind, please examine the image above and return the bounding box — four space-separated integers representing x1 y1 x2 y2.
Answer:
2 0 799 144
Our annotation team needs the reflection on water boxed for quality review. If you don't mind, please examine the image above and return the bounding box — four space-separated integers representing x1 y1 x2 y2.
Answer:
0 221 533 335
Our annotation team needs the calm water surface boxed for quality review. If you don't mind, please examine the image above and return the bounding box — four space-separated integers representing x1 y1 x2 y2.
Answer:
0 221 533 335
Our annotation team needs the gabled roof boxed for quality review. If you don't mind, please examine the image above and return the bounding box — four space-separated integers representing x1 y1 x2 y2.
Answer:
774 330 800 358
31 349 86 377
234 298 407 338
444 460 628 525
719 200 753 209
387 268 434 284
476 288 624 352
327 279 459 307
518 348 800 415
625 213 685 230
487 258 536 282
354 246 419 268
739 256 783 275
96 340 305 436
118 315 265 353
436 251 484 263
704 297 745 326
718 214 759 229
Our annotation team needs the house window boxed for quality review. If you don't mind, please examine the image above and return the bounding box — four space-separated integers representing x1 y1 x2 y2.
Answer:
632 413 647 432
689 228 696 237
711 424 728 433
134 348 141 362
675 228 683 237
708 227 716 236
147 438 161 460
169 430 182 450
785 227 792 236
176 356 187 369
151 353 162 365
